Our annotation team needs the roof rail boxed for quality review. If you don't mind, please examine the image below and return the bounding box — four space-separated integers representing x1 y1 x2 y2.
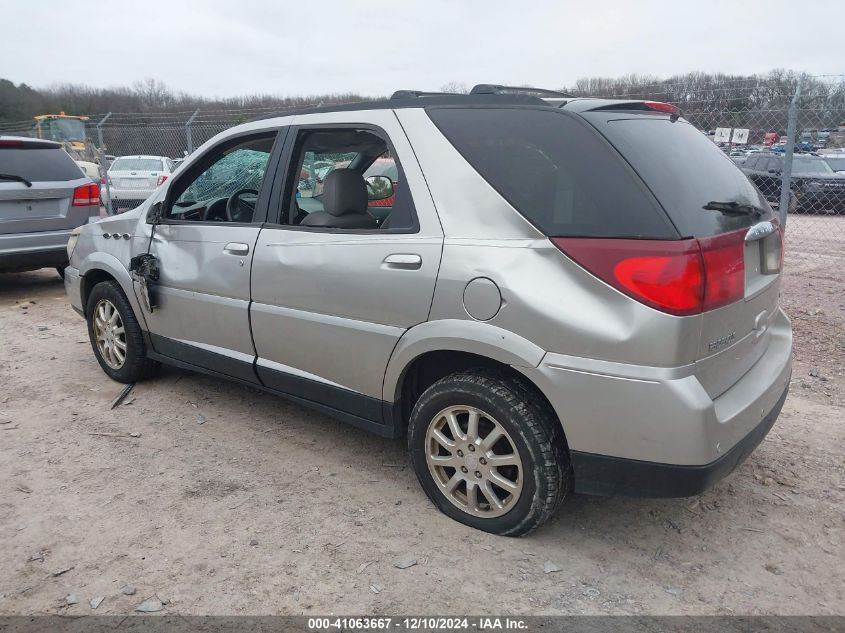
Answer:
469 84 574 98
390 90 458 99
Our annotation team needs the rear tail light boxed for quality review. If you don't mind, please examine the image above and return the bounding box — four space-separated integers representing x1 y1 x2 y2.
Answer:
0 139 24 147
72 183 100 206
643 101 680 114
552 229 747 316
698 231 746 311
761 225 784 274
157 175 168 186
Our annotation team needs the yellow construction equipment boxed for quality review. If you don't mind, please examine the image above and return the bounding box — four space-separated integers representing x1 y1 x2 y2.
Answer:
33 112 97 161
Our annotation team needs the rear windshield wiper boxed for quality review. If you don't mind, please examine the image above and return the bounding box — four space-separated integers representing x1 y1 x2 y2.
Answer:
0 173 33 187
702 201 761 217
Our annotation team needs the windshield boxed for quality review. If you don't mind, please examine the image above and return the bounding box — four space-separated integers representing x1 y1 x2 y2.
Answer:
792 157 834 176
40 118 86 142
179 148 269 205
110 158 164 172
823 156 845 172
587 114 772 237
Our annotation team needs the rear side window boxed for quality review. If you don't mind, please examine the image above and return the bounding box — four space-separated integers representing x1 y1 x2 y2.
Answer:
110 158 164 171
585 114 773 237
0 147 83 182
825 156 845 172
427 107 677 239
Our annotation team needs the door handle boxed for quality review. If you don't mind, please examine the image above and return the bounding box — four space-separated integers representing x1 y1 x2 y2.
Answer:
224 242 249 255
383 253 422 270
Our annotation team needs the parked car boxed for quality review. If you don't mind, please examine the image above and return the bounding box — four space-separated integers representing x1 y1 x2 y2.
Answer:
64 90 791 535
106 155 175 213
763 132 779 146
74 160 101 182
742 153 845 213
1 136 100 277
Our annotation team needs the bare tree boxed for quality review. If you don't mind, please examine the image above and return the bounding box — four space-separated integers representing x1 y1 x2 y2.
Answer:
440 81 469 94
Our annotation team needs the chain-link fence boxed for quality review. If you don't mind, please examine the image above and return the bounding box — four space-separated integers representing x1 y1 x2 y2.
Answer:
1 76 843 261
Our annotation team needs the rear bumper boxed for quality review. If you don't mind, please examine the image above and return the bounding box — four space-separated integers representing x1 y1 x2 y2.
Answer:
518 308 792 496
0 229 72 271
109 188 154 208
570 384 788 497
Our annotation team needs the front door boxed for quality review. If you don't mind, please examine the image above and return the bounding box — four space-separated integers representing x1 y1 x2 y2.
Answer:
250 114 443 427
142 131 282 382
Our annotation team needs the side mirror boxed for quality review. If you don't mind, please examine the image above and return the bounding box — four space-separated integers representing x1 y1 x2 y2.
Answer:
146 201 163 225
366 175 394 201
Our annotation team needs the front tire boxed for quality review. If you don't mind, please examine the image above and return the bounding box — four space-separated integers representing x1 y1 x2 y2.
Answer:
86 280 159 383
408 371 570 536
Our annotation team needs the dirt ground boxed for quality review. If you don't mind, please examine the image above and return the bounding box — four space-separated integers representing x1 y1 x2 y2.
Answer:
1 215 843 616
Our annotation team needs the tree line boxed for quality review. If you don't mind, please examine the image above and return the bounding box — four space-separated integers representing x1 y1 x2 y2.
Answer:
2 70 842 149
0 77 370 125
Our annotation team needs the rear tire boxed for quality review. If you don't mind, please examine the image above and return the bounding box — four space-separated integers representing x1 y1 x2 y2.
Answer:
408 370 570 536
86 280 159 383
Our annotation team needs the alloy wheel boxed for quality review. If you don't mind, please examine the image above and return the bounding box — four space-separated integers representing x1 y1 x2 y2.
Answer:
93 299 127 369
424 405 523 518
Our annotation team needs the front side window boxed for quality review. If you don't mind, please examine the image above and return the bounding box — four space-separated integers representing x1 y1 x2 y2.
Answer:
166 134 275 223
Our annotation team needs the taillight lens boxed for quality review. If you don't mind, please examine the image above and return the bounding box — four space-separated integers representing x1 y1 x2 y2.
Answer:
157 175 168 186
698 231 745 311
552 230 747 316
72 183 100 206
761 228 783 274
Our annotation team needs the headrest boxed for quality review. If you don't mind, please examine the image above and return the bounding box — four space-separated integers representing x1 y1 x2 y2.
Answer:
322 168 367 217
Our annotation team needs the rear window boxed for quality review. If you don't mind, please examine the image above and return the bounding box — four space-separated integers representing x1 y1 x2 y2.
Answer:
427 107 677 239
110 158 164 172
0 147 84 182
585 114 773 237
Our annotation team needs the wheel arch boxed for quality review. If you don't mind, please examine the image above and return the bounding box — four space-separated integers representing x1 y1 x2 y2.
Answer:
78 253 142 322
383 320 557 435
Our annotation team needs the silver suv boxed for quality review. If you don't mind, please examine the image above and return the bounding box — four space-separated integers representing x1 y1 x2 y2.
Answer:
64 87 792 535
1 136 100 276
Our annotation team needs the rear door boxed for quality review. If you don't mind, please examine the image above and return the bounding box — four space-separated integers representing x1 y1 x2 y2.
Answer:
249 111 443 423
0 140 92 233
584 112 783 397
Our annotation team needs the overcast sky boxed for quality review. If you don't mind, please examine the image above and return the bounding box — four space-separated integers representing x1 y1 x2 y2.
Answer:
2 0 843 98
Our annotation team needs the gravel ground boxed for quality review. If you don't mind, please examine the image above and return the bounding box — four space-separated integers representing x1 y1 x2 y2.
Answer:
0 215 843 616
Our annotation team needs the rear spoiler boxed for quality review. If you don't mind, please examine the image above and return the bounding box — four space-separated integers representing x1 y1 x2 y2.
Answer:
0 138 63 150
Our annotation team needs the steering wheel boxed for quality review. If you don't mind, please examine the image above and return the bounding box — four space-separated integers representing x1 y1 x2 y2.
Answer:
226 189 259 222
